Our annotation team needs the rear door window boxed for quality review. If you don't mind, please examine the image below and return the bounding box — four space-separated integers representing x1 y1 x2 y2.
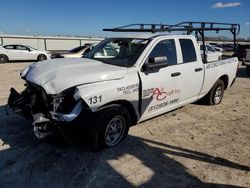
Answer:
179 39 197 63
3 45 14 50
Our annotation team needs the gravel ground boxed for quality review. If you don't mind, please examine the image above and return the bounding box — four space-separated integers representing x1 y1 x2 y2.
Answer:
0 62 249 188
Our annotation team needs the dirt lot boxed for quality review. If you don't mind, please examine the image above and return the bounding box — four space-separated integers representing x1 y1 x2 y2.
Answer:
0 62 249 188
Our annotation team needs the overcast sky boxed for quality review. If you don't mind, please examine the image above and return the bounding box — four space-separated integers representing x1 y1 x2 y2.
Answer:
0 0 249 38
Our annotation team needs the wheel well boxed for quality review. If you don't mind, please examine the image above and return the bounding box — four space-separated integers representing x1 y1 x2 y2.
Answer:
98 100 138 126
219 75 229 90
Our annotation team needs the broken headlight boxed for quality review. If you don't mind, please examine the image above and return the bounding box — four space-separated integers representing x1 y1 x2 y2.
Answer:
52 87 78 114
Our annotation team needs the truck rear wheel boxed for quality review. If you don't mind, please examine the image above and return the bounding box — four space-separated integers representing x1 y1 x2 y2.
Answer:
88 104 131 150
204 79 225 105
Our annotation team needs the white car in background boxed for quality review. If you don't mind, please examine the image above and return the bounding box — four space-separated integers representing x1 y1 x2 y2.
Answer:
200 43 223 62
0 44 51 63
209 44 224 52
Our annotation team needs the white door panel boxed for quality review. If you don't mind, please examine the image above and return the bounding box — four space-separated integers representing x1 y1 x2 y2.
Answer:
14 50 27 60
178 62 204 105
21 50 38 60
178 38 204 106
139 66 181 121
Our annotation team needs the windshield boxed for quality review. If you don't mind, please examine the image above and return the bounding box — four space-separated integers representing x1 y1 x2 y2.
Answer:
84 38 150 67
26 45 38 50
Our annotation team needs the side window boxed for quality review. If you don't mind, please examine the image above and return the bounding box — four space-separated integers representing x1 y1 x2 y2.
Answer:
148 39 177 66
94 42 119 58
179 39 197 63
3 45 14 50
16 45 29 50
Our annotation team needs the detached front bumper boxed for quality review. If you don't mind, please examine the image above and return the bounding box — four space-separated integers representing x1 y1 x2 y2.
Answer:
7 87 86 124
7 86 91 140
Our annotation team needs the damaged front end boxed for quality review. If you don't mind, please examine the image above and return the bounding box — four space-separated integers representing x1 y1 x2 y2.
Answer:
8 82 88 139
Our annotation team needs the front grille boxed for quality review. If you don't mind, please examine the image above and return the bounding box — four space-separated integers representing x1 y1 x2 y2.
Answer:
27 83 78 115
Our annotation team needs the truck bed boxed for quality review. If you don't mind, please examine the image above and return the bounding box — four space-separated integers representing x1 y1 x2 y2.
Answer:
199 57 238 98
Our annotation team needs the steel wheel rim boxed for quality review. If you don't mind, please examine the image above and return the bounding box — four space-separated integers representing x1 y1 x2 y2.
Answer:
214 86 222 104
104 115 125 146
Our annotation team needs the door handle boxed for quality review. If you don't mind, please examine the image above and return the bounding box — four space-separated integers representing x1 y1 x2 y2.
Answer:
171 72 181 77
195 68 203 72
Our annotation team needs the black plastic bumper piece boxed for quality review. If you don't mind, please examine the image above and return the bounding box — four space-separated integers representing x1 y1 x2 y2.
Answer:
7 87 32 118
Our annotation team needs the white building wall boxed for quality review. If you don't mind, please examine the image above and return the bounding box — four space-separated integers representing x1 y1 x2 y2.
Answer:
0 34 104 51
46 39 80 51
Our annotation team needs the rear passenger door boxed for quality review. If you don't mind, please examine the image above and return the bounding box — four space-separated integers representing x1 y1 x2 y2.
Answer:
2 45 18 60
177 38 204 106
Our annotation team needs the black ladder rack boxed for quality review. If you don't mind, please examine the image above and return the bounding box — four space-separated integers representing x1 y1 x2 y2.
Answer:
103 22 240 62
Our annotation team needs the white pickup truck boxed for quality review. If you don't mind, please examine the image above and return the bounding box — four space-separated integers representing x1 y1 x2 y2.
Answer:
8 23 239 150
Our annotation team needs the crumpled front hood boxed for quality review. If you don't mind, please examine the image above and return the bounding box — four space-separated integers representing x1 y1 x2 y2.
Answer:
24 58 128 94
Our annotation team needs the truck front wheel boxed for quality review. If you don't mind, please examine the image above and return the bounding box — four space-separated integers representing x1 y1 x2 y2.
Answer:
89 104 131 150
205 79 225 105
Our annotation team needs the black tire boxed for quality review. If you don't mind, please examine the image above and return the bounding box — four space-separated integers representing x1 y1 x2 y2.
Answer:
88 104 131 150
203 79 225 105
37 54 47 61
0 54 8 63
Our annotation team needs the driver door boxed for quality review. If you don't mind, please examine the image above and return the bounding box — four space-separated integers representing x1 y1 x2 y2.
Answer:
139 39 181 122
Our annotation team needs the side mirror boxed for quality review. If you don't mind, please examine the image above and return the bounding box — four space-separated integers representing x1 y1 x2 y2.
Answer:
28 48 32 52
142 56 168 72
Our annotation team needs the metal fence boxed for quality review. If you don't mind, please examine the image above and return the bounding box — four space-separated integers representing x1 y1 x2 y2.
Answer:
0 34 104 51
